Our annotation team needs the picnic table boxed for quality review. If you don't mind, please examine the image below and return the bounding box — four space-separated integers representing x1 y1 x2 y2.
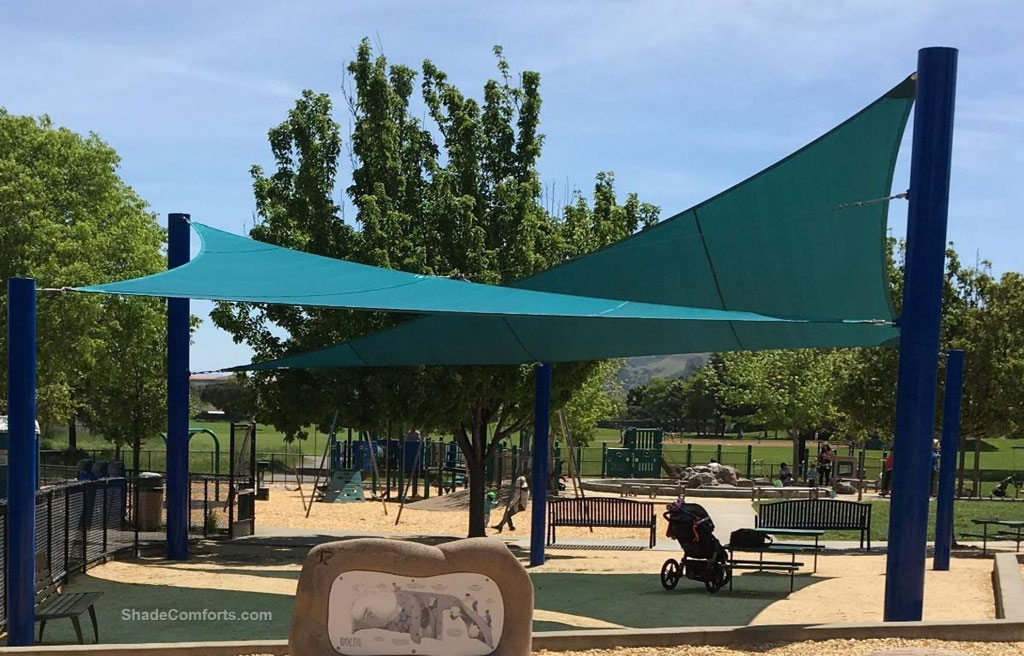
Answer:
723 529 824 593
961 518 1024 555
754 527 824 572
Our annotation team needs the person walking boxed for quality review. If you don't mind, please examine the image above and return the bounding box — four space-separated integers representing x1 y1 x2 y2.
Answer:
817 443 835 486
880 450 895 497
492 475 530 533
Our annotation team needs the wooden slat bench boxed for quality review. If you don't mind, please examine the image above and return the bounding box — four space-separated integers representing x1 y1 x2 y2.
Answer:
547 497 657 548
756 499 872 550
35 553 102 644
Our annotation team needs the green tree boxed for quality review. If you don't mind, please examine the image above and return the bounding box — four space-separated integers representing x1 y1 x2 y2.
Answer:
199 379 256 421
78 297 166 461
639 378 688 427
212 40 659 536
837 240 1024 442
715 349 845 464
0 111 167 451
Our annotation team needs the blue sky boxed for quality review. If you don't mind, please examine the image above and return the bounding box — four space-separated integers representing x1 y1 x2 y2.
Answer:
3 2 1022 371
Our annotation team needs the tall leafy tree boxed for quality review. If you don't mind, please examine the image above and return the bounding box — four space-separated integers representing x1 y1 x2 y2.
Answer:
0 111 167 450
213 40 658 535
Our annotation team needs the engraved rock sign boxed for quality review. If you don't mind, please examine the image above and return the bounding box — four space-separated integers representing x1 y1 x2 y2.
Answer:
289 538 532 656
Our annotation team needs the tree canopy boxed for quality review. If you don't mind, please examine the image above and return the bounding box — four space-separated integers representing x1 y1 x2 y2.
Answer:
627 239 1024 444
212 40 657 535
0 110 168 452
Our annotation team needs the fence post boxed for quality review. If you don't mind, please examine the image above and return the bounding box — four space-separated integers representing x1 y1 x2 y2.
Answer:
686 443 692 468
716 443 722 463
884 47 958 622
601 443 607 477
63 488 70 582
47 491 53 572
81 487 88 572
745 445 753 478
203 479 210 538
102 481 109 555
424 441 431 499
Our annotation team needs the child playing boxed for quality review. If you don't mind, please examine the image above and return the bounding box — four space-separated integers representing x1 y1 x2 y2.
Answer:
484 490 497 529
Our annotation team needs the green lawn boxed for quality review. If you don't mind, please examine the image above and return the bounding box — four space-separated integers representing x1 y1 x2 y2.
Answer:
41 421 1023 484
758 498 1024 543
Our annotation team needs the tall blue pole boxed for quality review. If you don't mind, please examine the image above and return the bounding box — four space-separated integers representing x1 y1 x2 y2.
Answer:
933 349 964 571
529 362 552 567
884 47 958 622
166 213 191 560
7 278 37 645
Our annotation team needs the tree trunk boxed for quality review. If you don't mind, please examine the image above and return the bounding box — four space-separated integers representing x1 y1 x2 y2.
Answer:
454 421 490 539
466 450 486 537
68 417 78 452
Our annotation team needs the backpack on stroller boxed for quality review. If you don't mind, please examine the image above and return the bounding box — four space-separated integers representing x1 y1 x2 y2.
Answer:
659 500 731 593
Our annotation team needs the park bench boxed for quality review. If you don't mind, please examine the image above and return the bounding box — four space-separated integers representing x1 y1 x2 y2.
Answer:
34 553 102 644
756 499 872 550
547 497 657 548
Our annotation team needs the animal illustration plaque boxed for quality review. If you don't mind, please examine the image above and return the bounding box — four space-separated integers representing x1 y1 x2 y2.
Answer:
328 571 503 655
289 537 532 656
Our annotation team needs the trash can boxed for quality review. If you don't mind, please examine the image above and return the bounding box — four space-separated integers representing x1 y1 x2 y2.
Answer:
137 472 165 531
76 458 96 481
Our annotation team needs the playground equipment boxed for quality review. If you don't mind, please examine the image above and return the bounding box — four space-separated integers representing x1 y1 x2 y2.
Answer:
158 427 221 475
603 428 664 478
0 48 962 645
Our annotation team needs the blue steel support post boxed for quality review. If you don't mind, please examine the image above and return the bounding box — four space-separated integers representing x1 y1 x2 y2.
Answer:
7 278 37 645
933 349 964 571
530 362 552 566
166 213 191 560
884 47 958 621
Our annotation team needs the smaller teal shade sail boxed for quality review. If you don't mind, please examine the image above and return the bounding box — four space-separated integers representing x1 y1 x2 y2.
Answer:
77 222 810 324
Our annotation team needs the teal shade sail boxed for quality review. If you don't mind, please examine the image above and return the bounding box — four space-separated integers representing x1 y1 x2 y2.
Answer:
78 222 810 323
234 76 914 370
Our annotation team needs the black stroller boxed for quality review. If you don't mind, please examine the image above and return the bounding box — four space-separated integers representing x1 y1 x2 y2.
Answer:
660 501 731 593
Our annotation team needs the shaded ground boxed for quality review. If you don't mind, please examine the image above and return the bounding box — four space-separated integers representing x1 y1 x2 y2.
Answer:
22 535 995 646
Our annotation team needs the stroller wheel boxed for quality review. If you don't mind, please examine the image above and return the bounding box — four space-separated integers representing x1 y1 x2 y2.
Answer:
705 554 731 593
660 559 681 590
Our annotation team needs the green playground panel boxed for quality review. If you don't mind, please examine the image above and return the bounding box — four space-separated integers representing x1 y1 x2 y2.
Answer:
322 469 365 503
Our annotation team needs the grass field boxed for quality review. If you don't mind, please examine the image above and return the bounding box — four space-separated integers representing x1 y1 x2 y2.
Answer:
40 422 1024 490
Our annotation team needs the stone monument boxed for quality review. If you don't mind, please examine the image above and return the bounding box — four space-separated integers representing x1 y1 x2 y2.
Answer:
290 537 532 656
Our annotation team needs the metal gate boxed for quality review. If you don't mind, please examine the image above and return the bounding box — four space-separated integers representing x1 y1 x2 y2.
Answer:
228 422 256 537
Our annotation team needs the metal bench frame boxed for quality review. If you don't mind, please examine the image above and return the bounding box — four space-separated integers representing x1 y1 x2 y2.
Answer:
547 497 657 547
35 553 102 644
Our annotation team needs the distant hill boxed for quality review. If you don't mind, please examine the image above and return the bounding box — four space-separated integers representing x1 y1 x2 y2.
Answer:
618 353 710 388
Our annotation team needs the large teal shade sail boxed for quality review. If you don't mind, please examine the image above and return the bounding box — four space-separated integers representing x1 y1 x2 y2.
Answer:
235 76 914 370
78 222 809 323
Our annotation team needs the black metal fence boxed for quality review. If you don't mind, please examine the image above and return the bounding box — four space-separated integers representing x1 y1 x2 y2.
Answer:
0 478 130 635
0 468 254 636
